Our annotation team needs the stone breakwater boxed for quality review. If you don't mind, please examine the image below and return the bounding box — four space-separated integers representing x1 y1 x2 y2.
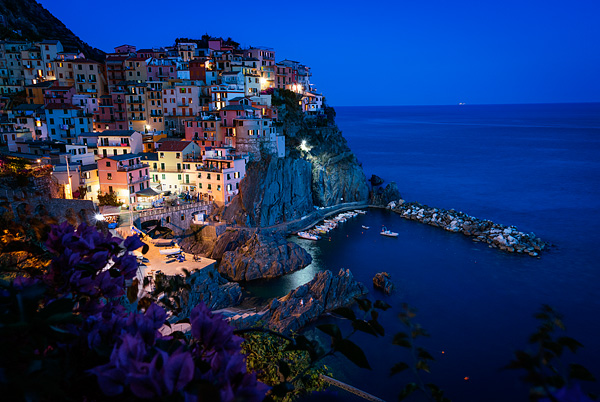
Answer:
387 201 547 257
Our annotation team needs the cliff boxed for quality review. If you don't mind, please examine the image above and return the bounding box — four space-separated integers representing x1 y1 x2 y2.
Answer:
222 90 369 227
0 0 105 61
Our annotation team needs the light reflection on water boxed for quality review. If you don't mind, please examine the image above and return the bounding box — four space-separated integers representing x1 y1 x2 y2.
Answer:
241 237 323 300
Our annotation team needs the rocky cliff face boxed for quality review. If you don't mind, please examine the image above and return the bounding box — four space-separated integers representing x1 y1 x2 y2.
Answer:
222 156 314 227
178 265 243 316
0 0 105 61
230 269 368 334
222 93 369 228
218 231 312 281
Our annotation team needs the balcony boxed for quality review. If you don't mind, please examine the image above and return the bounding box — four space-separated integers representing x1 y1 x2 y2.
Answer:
129 174 150 184
76 77 86 83
183 155 203 163
117 162 149 172
129 98 144 104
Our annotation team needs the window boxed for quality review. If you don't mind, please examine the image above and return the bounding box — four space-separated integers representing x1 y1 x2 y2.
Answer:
129 186 134 193
217 185 221 191
109 186 113 193
207 184 211 190
106 161 111 167
176 153 180 159
227 184 232 191
178 174 182 180
107 173 112 180
166 216 170 224
162 174 166 180
198 183 202 189
207 173 211 180
181 215 185 221
159 153 164 158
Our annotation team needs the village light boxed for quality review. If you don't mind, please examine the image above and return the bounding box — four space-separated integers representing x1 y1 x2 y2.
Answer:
94 213 105 221
300 140 311 152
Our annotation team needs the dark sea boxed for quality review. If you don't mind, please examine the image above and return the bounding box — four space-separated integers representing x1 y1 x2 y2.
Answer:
244 103 600 401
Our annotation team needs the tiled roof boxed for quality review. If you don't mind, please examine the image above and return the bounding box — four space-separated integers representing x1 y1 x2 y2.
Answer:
98 130 138 137
157 140 192 152
44 103 81 110
103 153 143 161
12 104 45 111
220 105 258 111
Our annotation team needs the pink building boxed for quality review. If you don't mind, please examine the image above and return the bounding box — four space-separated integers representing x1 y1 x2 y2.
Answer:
98 153 150 205
147 58 178 81
44 86 76 105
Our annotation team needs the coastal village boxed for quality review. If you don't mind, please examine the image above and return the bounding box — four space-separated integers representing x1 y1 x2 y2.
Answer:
0 33 552 402
0 38 324 207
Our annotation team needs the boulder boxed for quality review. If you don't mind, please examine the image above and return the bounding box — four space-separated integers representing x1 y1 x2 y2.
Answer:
370 181 402 207
373 272 395 294
176 265 242 316
263 269 368 334
370 174 384 186
218 231 312 281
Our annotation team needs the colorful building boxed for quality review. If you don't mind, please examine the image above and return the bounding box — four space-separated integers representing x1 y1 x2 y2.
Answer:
98 153 150 205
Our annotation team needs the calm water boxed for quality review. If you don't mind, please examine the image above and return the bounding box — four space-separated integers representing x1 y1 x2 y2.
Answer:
244 103 600 401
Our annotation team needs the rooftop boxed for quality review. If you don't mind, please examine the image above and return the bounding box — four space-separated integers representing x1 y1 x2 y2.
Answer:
98 130 139 137
157 140 192 152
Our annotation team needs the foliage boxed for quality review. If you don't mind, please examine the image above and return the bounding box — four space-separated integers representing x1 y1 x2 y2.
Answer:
75 185 87 200
98 191 123 207
271 89 302 112
0 222 269 401
0 155 52 188
390 304 451 402
504 305 596 401
241 330 330 401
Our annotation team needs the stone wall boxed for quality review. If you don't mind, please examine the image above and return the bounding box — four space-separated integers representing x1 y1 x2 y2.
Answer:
135 201 212 235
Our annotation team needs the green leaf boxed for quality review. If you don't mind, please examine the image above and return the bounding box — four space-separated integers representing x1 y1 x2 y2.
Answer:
417 347 435 361
542 340 563 357
38 298 75 319
333 339 371 369
392 333 412 348
317 324 342 340
368 319 385 336
558 336 584 353
398 382 418 401
356 298 372 312
353 320 378 337
390 362 409 376
416 360 430 373
569 364 596 381
374 300 391 311
332 307 356 321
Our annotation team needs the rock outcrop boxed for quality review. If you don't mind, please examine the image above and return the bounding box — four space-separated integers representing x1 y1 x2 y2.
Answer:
218 231 312 281
370 181 402 207
222 96 369 228
222 156 314 227
229 269 368 334
177 265 243 316
373 272 395 294
390 201 548 256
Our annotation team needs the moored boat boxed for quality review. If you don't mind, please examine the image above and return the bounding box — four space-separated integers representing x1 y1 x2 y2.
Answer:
362 225 370 230
380 226 398 237
298 231 320 241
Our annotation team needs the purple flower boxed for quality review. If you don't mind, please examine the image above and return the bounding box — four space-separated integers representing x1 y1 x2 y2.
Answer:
123 235 144 252
190 302 241 353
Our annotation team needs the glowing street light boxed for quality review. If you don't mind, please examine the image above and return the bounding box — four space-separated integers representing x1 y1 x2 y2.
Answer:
299 140 311 152
94 213 105 221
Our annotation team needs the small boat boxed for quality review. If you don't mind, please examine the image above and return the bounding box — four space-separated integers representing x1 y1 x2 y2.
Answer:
355 210 367 215
298 231 320 241
380 227 398 237
362 225 370 230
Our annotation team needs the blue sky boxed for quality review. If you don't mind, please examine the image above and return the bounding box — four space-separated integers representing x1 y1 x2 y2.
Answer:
41 0 600 106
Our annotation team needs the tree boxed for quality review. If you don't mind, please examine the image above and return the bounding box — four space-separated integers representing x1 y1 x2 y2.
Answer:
97 191 122 206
